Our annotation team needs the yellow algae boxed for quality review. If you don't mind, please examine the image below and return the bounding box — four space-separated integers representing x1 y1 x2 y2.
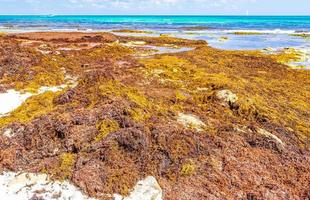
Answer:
95 119 120 142
176 46 310 137
90 44 134 60
127 107 150 122
126 91 149 108
99 80 151 108
290 33 310 38
99 80 123 98
175 91 188 101
0 91 59 128
52 153 76 180
141 55 205 89
180 160 196 176
17 72 65 93
233 32 263 35
159 34 171 37
270 48 302 64
98 80 153 122
3 56 67 93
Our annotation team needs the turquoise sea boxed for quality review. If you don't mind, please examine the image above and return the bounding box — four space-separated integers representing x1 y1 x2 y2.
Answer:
0 15 310 31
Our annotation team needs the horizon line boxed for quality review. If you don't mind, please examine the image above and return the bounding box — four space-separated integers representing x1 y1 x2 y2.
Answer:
0 14 310 17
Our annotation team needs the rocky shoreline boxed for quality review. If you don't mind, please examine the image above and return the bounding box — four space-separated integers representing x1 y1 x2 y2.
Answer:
0 31 309 199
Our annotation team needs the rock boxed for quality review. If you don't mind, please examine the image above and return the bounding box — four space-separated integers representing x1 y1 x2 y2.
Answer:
114 176 162 200
246 128 285 152
257 128 284 146
216 89 238 106
3 129 14 138
177 113 206 132
219 36 229 42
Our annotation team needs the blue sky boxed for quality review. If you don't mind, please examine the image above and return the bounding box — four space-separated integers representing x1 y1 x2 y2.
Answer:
0 0 309 15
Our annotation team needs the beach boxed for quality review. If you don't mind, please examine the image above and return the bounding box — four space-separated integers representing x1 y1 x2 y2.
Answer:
0 16 309 200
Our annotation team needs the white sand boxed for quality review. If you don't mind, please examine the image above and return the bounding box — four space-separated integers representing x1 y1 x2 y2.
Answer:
38 85 67 93
0 172 94 200
0 172 162 200
114 176 162 200
0 90 32 117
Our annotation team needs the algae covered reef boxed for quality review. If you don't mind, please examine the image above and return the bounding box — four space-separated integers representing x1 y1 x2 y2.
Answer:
0 31 309 200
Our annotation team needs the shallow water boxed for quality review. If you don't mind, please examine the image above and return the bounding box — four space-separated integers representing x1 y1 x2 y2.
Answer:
195 33 308 50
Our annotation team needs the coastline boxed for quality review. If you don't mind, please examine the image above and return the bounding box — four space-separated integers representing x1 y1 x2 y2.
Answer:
0 30 309 199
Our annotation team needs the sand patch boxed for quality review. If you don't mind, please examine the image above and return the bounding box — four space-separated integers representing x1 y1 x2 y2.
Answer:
0 172 94 200
114 176 162 200
0 90 32 117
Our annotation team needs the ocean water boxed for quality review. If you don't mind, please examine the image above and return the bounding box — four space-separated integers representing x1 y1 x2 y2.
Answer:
0 16 310 31
0 15 309 55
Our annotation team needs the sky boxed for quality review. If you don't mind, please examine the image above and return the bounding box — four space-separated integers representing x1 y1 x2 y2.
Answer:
0 0 309 15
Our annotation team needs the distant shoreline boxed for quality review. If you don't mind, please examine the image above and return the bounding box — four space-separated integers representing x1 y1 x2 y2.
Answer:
0 15 310 16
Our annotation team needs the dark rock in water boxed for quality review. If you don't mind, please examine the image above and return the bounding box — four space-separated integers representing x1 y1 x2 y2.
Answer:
294 30 308 33
29 194 45 200
3 23 14 28
180 26 214 31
